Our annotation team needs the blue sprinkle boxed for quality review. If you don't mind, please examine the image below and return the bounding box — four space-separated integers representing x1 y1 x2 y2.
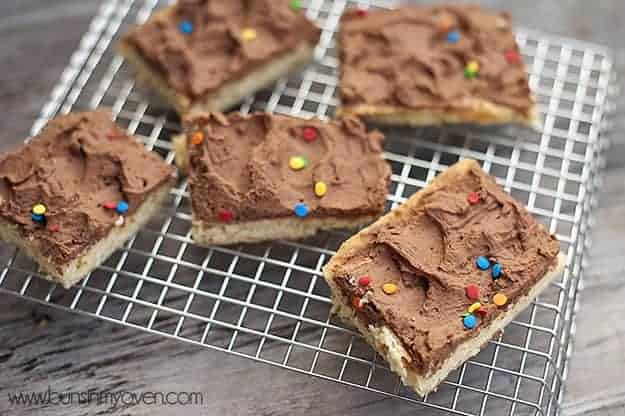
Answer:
476 256 490 270
31 213 45 223
178 20 193 35
116 201 129 215
492 263 502 279
463 314 477 329
447 30 459 43
294 202 309 218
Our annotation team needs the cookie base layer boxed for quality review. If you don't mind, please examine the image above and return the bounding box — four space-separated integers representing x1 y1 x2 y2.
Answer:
323 159 563 396
118 28 316 115
0 182 173 289
192 215 377 246
338 99 541 131
326 253 564 396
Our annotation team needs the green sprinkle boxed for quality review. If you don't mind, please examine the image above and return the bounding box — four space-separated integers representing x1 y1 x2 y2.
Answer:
290 0 300 11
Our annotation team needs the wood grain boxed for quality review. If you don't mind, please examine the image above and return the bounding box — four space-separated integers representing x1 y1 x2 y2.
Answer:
1 1 624 416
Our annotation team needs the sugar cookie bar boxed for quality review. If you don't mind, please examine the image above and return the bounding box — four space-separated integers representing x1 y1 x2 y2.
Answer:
0 111 175 288
323 159 563 396
175 112 391 245
338 5 540 129
119 0 321 115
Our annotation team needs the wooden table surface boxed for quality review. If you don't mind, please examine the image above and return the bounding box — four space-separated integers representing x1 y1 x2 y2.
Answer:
1 1 624 415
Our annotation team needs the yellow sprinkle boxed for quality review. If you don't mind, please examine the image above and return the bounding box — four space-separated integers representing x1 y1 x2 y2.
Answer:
289 156 307 171
467 60 480 73
314 181 327 197
241 28 257 41
32 204 47 215
468 302 482 313
382 283 398 295
493 293 508 307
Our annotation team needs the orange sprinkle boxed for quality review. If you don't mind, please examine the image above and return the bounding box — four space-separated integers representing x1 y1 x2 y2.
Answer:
493 293 508 307
382 283 398 295
190 132 204 145
436 16 454 33
352 297 361 309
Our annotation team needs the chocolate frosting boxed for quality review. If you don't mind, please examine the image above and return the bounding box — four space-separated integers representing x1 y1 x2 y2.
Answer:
0 111 175 270
122 0 321 100
332 163 559 374
185 112 390 222
339 5 533 114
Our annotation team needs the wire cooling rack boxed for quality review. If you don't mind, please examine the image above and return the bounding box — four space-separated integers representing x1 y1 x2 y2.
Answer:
0 0 616 415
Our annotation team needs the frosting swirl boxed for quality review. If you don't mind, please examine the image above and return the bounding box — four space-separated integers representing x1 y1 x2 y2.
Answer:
185 112 390 222
122 0 321 100
332 162 559 374
339 5 533 114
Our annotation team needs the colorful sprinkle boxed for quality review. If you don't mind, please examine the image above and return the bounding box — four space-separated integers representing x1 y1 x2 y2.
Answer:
31 213 45 223
106 130 122 140
103 201 116 210
190 132 204 145
463 314 477 329
505 50 521 64
115 216 125 227
32 204 47 216
294 202 309 218
314 181 327 197
492 263 502 279
218 209 233 223
493 293 508 307
464 60 480 79
358 276 371 287
436 16 454 33
465 284 480 300
115 201 129 215
467 191 480 205
356 8 368 17
475 307 488 317
178 20 193 35
352 296 361 309
241 28 257 41
446 30 460 43
382 283 398 295
48 223 59 233
302 127 318 142
289 156 308 171
476 256 490 270
468 302 482 314
289 0 300 11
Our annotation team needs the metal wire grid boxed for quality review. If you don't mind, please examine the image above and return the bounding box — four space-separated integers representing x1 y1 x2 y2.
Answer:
0 0 616 415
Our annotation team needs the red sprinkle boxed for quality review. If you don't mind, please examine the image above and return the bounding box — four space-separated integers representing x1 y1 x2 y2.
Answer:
358 276 371 287
356 8 367 17
48 224 59 233
302 127 317 142
218 209 233 223
465 285 480 300
107 130 123 140
475 307 488 317
505 50 521 64
467 191 480 205
103 201 116 210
